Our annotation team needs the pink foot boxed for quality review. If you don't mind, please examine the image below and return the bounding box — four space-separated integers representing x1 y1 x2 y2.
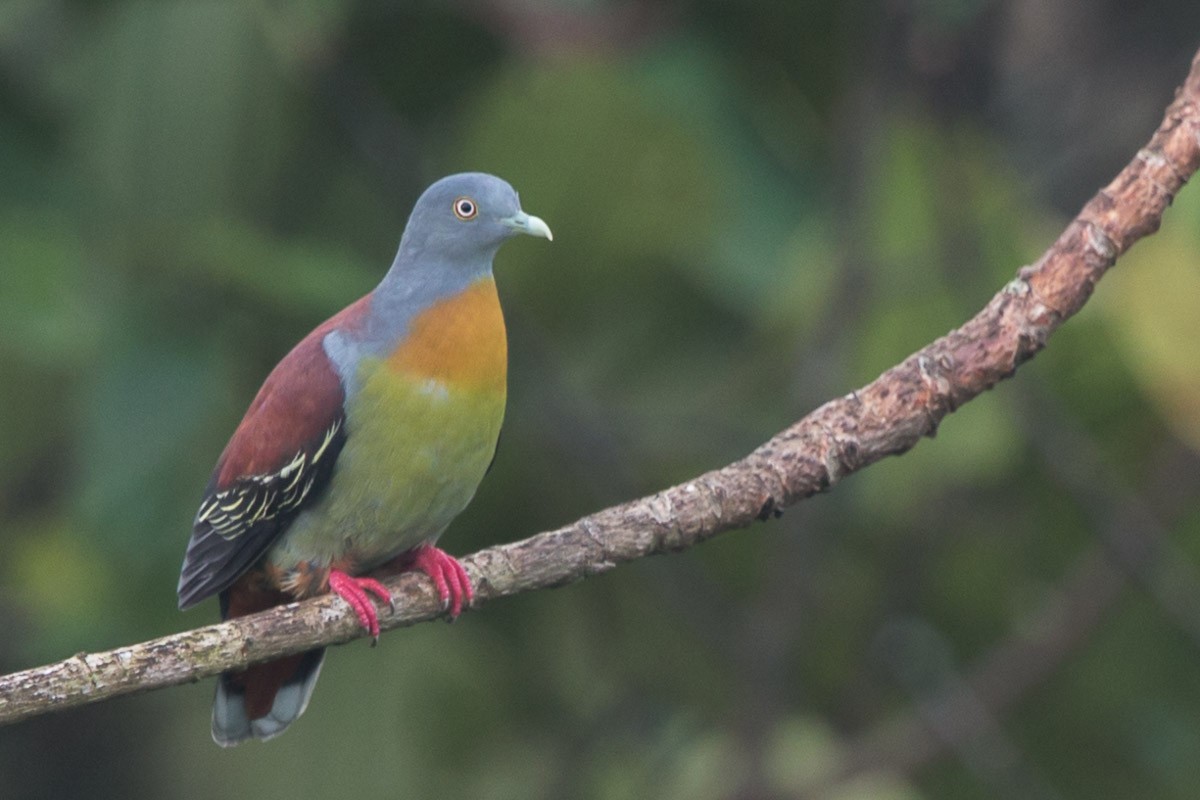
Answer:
328 569 394 642
409 544 474 618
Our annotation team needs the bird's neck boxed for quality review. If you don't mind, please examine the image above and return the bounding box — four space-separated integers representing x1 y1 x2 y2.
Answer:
384 276 507 393
362 247 495 351
346 247 507 393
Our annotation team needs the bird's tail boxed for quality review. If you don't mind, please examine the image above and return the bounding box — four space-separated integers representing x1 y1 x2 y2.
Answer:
210 583 325 746
212 648 326 746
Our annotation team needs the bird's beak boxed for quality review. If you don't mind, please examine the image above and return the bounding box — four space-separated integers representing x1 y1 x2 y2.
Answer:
503 210 553 242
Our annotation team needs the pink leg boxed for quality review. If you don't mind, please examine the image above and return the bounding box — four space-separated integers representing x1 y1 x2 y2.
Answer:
328 569 394 642
409 544 474 618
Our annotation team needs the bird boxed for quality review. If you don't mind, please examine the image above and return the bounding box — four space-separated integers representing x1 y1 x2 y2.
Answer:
177 172 552 746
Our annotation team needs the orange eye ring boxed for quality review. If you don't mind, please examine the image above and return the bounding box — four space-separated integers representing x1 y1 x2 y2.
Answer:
453 196 478 221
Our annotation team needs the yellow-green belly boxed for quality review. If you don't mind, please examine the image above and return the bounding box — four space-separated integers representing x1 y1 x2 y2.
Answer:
265 357 505 580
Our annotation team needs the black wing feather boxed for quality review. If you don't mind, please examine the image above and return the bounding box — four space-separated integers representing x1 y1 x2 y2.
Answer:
177 417 346 609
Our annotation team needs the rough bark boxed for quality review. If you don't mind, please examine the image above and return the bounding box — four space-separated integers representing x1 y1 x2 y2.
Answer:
3 49 1200 729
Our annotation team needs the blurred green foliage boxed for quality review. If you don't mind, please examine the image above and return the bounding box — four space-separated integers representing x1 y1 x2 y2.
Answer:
3 2 1200 798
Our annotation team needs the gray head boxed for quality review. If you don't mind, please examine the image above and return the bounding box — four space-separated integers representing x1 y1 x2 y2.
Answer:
394 173 552 268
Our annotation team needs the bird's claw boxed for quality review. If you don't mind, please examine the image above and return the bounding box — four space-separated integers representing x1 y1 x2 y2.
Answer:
410 544 474 618
329 570 394 641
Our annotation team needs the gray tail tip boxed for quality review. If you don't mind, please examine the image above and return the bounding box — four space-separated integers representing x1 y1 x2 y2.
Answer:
210 650 326 746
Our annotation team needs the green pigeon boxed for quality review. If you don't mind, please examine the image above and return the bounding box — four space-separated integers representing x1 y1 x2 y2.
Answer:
178 173 552 745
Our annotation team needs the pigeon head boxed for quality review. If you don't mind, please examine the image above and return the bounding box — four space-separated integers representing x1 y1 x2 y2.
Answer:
398 173 552 265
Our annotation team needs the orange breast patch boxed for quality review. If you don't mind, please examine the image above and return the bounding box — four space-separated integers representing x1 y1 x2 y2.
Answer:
387 277 507 392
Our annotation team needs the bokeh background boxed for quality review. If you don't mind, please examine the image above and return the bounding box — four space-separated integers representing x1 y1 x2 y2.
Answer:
3 2 1200 798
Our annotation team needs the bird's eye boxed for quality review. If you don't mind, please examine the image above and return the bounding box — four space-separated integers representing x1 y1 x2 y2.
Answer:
453 197 478 221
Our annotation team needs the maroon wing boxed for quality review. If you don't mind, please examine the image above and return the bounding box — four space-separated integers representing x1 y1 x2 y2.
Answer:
177 297 369 609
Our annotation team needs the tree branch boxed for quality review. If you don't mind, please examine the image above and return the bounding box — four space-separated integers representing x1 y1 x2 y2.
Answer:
4 49 1200 729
